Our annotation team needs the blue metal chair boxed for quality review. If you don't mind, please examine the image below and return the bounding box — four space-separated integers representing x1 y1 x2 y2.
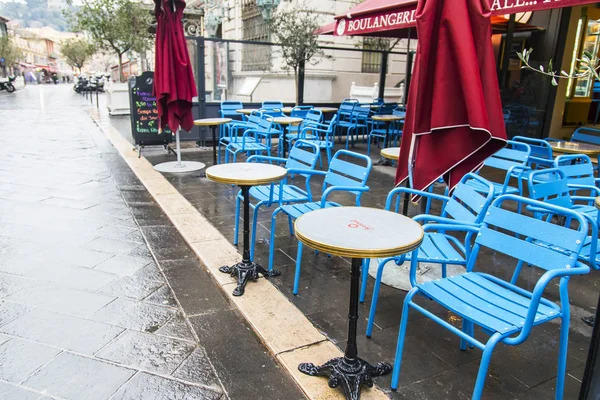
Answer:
284 109 323 153
294 115 338 167
219 111 262 164
362 173 495 337
464 140 531 197
554 154 600 196
233 140 321 260
225 113 274 162
290 105 313 119
267 150 373 291
260 100 285 117
334 101 358 145
367 106 405 156
547 127 600 167
512 136 554 170
527 167 600 270
391 194 591 399
346 104 371 149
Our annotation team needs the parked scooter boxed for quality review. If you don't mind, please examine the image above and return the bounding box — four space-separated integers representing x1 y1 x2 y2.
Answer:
0 76 16 93
73 76 88 93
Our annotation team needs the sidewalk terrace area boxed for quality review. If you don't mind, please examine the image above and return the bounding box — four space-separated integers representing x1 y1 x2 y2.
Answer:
111 115 599 400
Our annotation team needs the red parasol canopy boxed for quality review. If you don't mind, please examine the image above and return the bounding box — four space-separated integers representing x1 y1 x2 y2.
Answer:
153 0 197 133
395 0 507 191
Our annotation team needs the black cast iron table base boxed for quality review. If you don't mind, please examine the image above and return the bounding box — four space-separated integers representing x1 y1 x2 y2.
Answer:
219 261 280 296
299 357 392 400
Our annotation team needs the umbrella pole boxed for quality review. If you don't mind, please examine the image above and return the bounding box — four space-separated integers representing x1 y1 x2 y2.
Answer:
175 128 183 167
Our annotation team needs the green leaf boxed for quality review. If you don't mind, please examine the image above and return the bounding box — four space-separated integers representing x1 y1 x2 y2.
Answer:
552 77 558 86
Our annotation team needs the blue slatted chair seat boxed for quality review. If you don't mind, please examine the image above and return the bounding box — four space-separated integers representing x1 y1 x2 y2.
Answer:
228 142 268 151
415 233 465 263
221 136 259 144
468 178 519 196
418 272 561 335
286 132 318 141
280 201 339 219
249 184 309 204
338 121 355 128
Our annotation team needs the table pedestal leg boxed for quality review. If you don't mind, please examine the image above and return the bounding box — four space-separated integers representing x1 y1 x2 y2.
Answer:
219 185 280 296
211 125 218 166
299 258 391 399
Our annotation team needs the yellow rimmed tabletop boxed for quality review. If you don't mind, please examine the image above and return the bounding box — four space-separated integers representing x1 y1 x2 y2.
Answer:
314 107 338 113
272 117 304 158
236 109 259 115
371 114 404 122
595 197 600 209
549 141 600 157
194 118 232 167
294 206 423 398
381 147 401 161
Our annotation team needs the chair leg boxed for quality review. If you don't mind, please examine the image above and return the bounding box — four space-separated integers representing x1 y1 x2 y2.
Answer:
472 333 502 400
367 135 372 156
366 258 388 337
268 208 281 271
391 289 418 390
555 282 571 400
250 202 263 261
293 241 303 295
359 258 370 303
233 193 241 246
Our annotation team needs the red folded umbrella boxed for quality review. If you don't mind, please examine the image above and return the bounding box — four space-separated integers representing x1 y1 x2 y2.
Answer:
395 0 507 192
154 0 197 133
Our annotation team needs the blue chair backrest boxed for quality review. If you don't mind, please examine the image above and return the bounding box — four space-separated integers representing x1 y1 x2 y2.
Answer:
503 109 511 122
527 168 573 210
342 98 359 103
338 101 356 120
393 106 406 119
512 136 553 166
554 154 596 187
261 101 284 117
469 195 587 275
441 173 495 224
256 113 274 132
373 103 397 115
245 111 262 128
571 127 600 145
323 149 372 191
285 140 320 171
291 106 313 118
303 109 323 126
220 101 244 119
483 140 530 172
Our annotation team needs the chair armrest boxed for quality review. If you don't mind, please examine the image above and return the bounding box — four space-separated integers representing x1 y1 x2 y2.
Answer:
247 155 287 164
322 185 370 207
287 169 326 177
385 186 450 211
567 183 600 197
422 223 481 235
414 215 479 227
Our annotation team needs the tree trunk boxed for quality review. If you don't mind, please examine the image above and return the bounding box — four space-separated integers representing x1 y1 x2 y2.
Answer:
117 53 125 83
294 67 298 106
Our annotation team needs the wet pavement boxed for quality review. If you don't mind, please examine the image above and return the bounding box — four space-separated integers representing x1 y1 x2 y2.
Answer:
109 115 600 399
0 86 305 399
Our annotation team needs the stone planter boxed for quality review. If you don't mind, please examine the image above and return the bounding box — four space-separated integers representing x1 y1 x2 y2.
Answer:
106 81 130 116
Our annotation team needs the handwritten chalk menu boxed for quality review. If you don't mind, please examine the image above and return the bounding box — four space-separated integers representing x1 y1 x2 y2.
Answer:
129 71 172 147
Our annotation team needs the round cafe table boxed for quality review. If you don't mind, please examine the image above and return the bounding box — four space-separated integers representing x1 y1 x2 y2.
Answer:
272 116 303 158
194 118 232 167
549 141 600 158
282 107 294 114
205 163 286 296
294 206 423 400
314 106 338 113
380 147 401 161
372 115 404 166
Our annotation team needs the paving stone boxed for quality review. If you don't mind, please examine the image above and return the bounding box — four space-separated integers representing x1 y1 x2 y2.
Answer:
92 298 176 332
83 237 143 256
96 330 195 375
94 254 153 276
172 347 222 391
156 313 195 342
0 381 42 400
0 273 36 299
188 310 305 399
0 308 123 355
5 283 115 317
144 284 179 308
32 246 114 268
0 301 33 329
20 262 119 292
111 372 222 400
97 270 164 300
140 226 197 261
23 352 135 400
92 225 139 242
0 338 61 383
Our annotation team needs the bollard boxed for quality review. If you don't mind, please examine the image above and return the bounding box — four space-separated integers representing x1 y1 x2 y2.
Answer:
96 89 99 109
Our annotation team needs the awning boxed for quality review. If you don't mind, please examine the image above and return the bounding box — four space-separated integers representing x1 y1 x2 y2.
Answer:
333 0 597 36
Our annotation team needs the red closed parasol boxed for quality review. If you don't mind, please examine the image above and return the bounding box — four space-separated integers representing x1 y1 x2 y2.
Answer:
153 0 197 133
395 0 507 191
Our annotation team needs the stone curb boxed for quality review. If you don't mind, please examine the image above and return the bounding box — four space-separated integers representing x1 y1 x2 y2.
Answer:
88 110 389 400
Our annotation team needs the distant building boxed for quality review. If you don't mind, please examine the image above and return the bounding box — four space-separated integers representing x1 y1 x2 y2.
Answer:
0 15 8 37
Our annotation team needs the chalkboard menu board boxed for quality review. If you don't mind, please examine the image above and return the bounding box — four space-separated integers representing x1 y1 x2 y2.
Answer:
129 71 173 147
